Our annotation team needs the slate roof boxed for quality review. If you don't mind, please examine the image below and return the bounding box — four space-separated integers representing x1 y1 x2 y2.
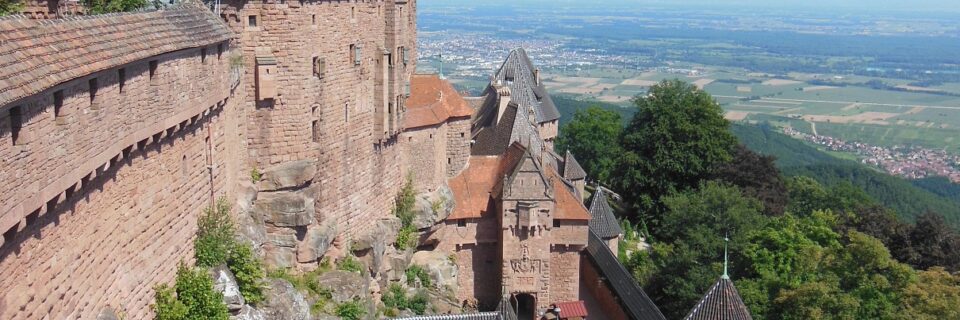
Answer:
587 187 624 239
405 74 474 128
493 48 560 123
584 230 666 320
0 3 234 107
684 277 754 320
563 151 587 180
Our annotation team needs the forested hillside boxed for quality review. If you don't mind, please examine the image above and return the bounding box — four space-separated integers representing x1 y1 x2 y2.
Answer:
556 80 960 319
731 124 960 225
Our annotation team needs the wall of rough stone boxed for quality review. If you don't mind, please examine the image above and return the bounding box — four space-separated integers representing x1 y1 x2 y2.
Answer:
218 0 417 240
402 124 446 192
580 255 630 320
549 248 581 303
0 45 242 319
445 117 471 177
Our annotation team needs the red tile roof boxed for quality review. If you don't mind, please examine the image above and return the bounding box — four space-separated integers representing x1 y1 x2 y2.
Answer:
447 142 590 221
555 301 589 318
0 3 234 107
404 74 474 129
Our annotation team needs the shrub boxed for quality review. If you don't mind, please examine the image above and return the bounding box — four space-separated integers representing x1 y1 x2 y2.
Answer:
408 291 430 315
250 168 262 183
338 255 364 274
395 175 417 227
395 225 418 250
405 265 432 288
173 263 230 320
194 199 234 268
335 298 367 320
82 0 147 14
152 284 187 320
381 283 429 315
228 243 266 305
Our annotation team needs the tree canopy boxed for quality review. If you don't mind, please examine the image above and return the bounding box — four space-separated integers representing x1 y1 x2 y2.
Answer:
556 106 623 183
555 79 960 319
615 79 738 220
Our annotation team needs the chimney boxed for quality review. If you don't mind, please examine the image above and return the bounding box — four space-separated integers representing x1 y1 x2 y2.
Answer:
494 82 512 124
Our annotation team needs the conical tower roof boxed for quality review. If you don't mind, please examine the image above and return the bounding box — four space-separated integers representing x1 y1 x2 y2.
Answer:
683 277 753 320
587 187 623 239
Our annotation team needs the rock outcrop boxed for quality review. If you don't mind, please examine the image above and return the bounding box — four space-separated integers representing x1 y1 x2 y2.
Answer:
210 265 245 312
412 185 455 230
257 160 318 191
259 279 313 320
410 251 459 291
316 270 369 304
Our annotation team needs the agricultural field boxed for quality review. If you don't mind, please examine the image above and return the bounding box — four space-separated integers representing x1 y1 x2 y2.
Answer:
538 66 960 151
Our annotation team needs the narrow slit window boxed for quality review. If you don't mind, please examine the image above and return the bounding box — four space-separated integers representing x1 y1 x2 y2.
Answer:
217 43 223 60
149 60 158 79
9 105 24 145
88 78 98 103
312 120 319 142
201 47 207 64
118 68 126 93
53 90 64 117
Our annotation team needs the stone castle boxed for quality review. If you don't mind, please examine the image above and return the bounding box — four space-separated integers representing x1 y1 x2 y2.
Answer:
0 1 675 319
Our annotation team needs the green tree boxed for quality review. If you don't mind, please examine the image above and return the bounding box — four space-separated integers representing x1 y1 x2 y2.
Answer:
637 182 765 319
152 284 188 320
616 79 737 221
900 267 960 319
0 0 23 16
228 243 266 305
715 145 789 216
173 263 229 320
555 106 623 183
195 199 234 268
83 0 147 14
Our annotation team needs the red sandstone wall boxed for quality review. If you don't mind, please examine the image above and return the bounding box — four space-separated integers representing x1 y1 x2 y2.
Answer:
402 124 447 193
579 255 630 320
0 45 242 319
549 248 581 303
219 0 417 238
445 118 471 177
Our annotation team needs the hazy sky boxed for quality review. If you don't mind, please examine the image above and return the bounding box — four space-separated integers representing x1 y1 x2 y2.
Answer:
422 0 960 14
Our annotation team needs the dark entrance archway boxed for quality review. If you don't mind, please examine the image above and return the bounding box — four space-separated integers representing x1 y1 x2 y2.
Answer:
511 293 537 320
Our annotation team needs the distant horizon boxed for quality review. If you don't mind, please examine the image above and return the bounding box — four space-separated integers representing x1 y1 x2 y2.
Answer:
420 0 960 15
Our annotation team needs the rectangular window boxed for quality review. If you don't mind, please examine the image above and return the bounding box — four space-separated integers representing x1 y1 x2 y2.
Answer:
354 44 362 66
217 43 223 60
88 78 98 103
9 105 23 145
149 60 158 79
53 90 64 117
248 15 257 27
201 48 207 64
553 219 561 228
401 46 409 65
118 68 126 93
457 220 467 228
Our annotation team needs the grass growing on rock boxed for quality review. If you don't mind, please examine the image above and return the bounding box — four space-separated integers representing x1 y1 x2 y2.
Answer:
393 176 419 250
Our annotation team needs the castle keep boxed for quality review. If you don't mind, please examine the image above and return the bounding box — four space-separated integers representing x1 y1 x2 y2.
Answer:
0 1 669 319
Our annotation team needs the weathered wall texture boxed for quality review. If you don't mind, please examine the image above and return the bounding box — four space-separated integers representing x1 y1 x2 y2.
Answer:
218 0 418 239
0 43 243 319
402 124 449 192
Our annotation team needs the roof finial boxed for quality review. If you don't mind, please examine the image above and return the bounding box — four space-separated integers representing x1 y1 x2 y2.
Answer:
439 47 445 79
722 234 730 279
